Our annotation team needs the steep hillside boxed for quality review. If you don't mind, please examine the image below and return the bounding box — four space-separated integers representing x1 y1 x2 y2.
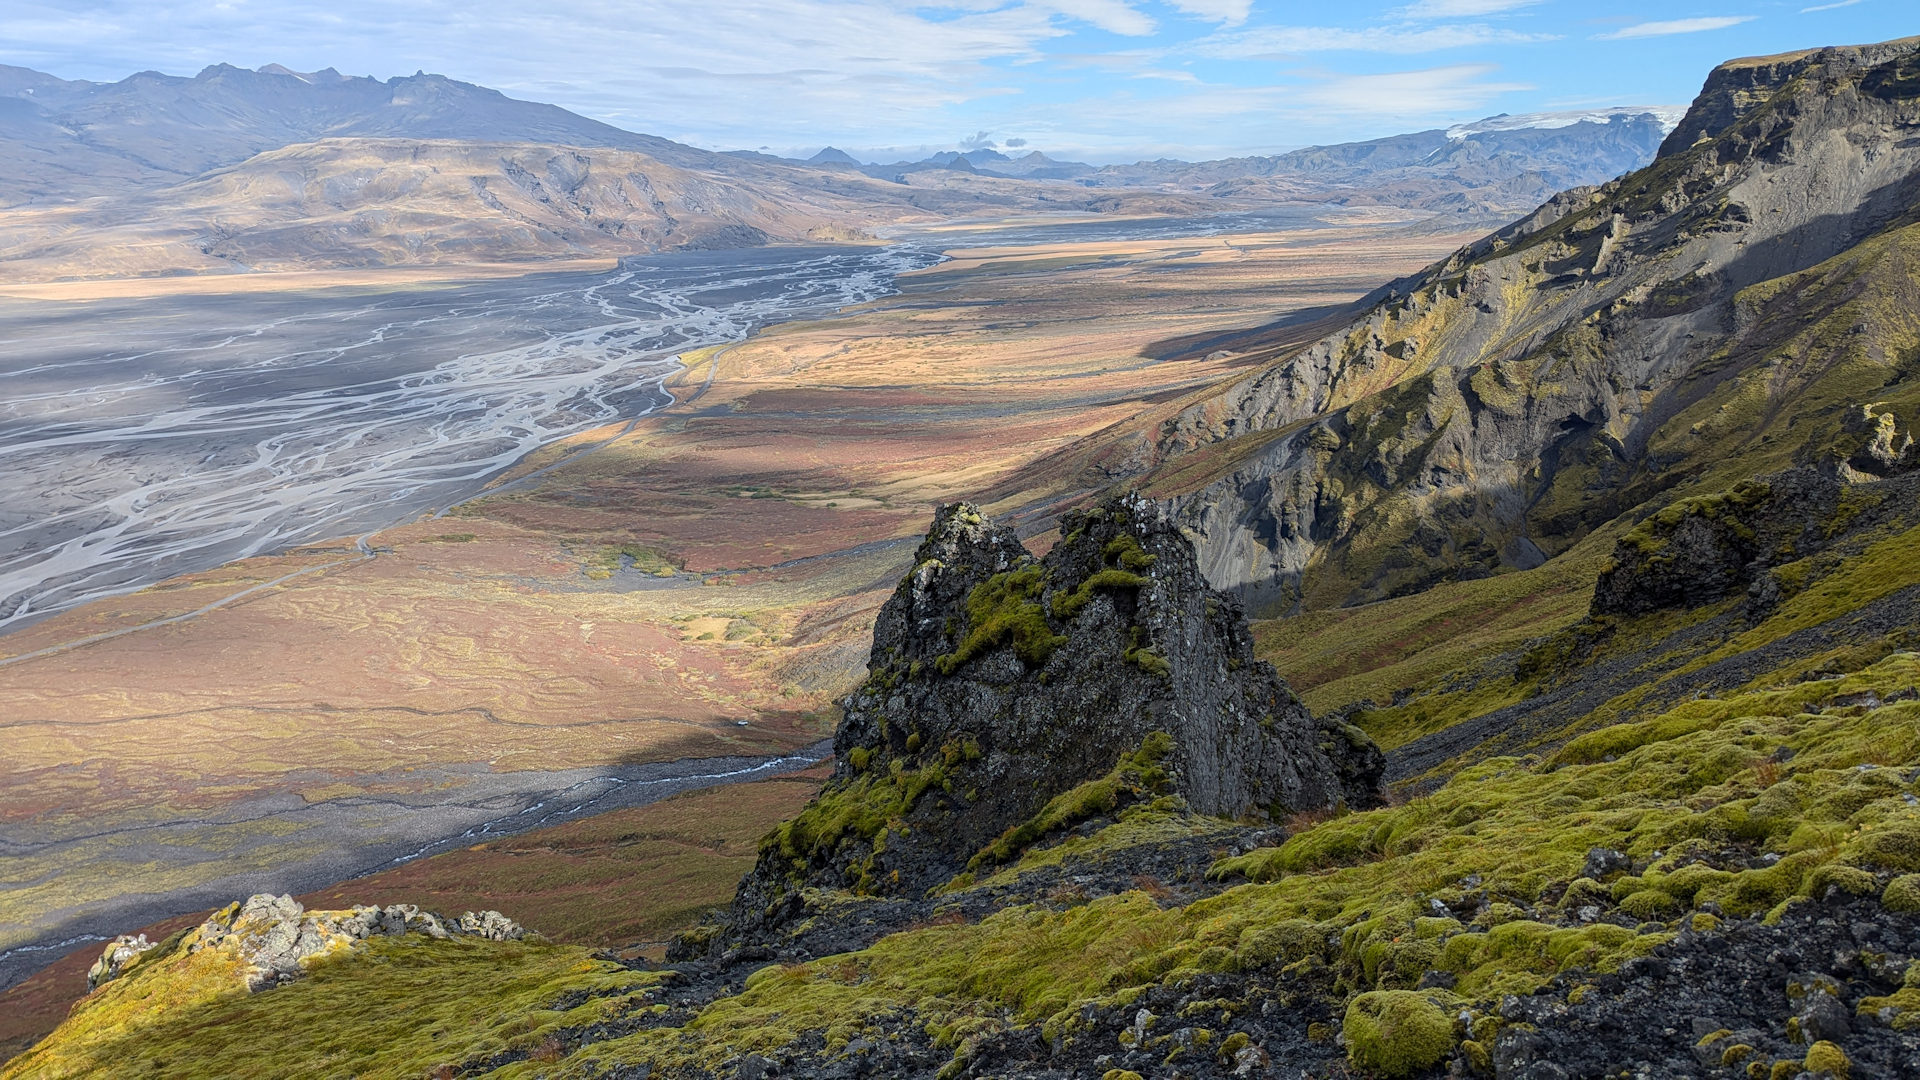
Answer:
15 476 1920 1078
1077 37 1920 617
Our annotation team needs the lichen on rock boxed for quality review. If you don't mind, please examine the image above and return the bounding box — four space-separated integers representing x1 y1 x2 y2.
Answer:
86 893 529 995
84 935 157 992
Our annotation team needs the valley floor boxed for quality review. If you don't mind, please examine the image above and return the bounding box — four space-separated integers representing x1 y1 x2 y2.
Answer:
0 220 1473 1056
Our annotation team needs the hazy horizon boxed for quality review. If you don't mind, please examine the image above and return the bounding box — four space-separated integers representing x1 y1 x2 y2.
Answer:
1 1 1907 164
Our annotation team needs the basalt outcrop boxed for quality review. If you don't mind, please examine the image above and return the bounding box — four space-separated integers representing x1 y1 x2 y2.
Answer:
704 495 1382 952
1589 468 1844 616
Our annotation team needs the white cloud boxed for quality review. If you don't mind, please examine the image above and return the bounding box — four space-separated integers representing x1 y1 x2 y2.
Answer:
1165 0 1254 24
1201 22 1556 57
1800 0 1861 10
1033 0 1157 36
0 0 1073 145
1396 0 1539 18
1594 16 1756 40
1298 63 1531 116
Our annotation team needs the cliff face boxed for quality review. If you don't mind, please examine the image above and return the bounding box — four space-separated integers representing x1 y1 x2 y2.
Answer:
1132 38 1920 614
710 495 1382 949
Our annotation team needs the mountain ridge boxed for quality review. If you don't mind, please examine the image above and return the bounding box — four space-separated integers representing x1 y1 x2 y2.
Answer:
0 65 1688 279
1003 35 1920 618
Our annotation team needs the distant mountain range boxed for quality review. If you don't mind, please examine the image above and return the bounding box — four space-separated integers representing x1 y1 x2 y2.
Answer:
798 105 1686 215
0 63 1685 280
0 63 711 205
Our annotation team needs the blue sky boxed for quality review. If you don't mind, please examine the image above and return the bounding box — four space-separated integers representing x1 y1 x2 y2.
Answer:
0 1 1909 161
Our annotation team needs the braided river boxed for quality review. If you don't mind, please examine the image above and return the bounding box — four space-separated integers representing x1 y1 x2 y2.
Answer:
0 244 940 632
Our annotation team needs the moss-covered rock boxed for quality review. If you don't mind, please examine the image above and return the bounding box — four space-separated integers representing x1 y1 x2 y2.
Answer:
705 497 1385 952
1592 473 1838 617
1343 990 1455 1077
1803 1039 1850 1078
1883 873 1920 912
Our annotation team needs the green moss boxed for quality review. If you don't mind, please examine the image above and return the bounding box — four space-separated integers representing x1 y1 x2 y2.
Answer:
1803 1040 1850 1078
1103 535 1159 573
1883 874 1920 912
1842 817 1920 872
1123 630 1173 678
3 932 652 1080
1342 990 1454 1078
1052 569 1150 620
767 750 966 889
966 733 1174 870
1618 480 1772 557
1618 889 1680 920
1803 863 1879 898
937 564 1065 674
1857 960 1920 1029
593 542 681 576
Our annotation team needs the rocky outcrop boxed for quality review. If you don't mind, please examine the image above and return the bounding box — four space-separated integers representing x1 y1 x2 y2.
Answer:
86 894 527 995
1133 37 1920 615
1590 469 1842 616
84 935 156 992
1659 36 1920 153
702 495 1382 952
1839 404 1919 479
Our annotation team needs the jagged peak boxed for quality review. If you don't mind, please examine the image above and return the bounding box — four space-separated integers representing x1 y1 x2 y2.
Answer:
1659 35 1920 158
696 495 1384 953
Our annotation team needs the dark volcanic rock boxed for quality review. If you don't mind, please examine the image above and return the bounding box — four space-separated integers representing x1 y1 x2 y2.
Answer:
844 495 1383 859
1490 896 1920 1080
700 494 1382 953
1590 468 1841 616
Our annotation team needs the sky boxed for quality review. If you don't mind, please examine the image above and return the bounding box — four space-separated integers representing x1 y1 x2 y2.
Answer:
0 1 1909 162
